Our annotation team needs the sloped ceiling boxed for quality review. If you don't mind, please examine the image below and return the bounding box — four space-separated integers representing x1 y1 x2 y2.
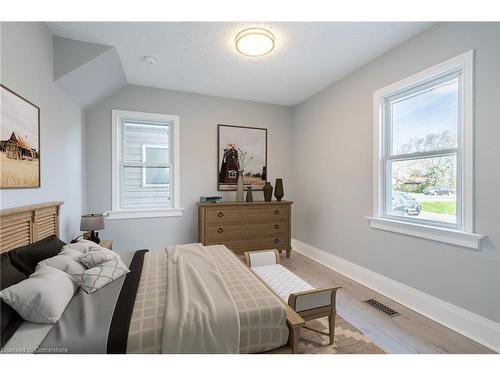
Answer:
53 36 127 108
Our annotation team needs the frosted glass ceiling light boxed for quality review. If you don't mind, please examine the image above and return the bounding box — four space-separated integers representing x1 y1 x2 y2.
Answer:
235 28 275 57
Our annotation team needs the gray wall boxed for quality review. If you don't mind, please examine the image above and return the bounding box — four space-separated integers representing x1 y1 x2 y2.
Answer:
1 22 84 242
292 23 500 322
85 85 294 250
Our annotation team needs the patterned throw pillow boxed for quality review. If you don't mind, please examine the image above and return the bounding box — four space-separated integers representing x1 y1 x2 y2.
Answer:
74 257 130 294
64 240 101 254
79 248 119 268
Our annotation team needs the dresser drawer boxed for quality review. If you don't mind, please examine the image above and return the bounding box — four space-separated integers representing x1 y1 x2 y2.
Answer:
206 236 289 252
206 222 288 242
206 205 288 224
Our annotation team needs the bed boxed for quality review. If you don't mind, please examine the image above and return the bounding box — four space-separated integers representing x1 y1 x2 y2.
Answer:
0 202 304 354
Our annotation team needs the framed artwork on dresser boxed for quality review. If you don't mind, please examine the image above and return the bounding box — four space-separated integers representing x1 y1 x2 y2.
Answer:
0 84 40 189
217 124 267 191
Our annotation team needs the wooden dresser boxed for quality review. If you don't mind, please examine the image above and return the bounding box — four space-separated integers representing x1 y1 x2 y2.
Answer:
198 201 293 257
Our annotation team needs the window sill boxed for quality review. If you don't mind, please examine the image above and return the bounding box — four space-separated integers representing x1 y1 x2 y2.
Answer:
366 217 486 249
104 208 184 220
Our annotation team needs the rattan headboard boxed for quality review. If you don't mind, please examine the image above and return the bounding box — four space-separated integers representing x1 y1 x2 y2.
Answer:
0 201 63 254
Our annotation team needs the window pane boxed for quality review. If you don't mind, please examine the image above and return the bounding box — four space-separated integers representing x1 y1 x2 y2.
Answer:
120 120 171 209
391 77 458 155
145 166 169 185
389 155 457 224
145 147 169 164
121 166 171 209
123 122 169 163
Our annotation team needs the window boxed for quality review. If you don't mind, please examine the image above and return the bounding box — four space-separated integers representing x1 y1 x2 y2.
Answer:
109 110 182 219
369 51 485 249
387 73 460 226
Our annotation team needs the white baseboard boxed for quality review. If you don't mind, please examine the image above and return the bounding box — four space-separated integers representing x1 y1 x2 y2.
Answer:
292 238 500 352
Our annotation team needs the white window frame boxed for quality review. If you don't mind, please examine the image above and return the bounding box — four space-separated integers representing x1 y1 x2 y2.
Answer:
107 110 183 220
367 50 485 249
142 144 170 187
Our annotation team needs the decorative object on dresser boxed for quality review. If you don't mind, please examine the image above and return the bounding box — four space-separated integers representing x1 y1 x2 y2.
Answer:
274 178 284 201
218 124 267 191
198 200 293 257
263 181 273 202
236 170 245 201
245 187 253 202
237 148 253 201
199 196 223 203
0 84 41 189
80 214 105 244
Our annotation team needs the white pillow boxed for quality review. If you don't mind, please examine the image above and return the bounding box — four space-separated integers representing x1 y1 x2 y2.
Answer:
38 247 87 276
64 239 101 253
0 265 78 323
74 257 130 294
79 248 120 268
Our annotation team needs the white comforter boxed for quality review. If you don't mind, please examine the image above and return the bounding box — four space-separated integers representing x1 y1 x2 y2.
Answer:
162 243 240 353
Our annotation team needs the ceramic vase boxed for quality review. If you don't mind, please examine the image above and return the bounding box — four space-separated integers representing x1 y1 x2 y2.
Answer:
245 187 253 202
263 182 273 202
236 170 244 202
274 178 284 201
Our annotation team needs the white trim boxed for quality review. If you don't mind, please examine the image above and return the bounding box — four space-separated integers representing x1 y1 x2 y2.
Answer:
292 239 500 352
111 110 120 214
110 110 181 217
372 51 478 240
460 50 474 232
104 208 184 220
373 51 473 99
366 217 485 249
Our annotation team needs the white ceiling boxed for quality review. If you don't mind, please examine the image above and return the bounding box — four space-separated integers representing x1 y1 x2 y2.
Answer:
46 22 434 106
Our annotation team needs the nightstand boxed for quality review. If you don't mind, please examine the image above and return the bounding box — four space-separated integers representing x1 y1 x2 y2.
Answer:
100 240 113 250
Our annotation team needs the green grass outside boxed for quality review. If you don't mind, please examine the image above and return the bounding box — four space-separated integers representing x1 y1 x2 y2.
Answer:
421 201 456 215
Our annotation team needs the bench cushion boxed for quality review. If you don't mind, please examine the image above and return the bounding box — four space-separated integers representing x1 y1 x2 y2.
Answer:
252 264 313 302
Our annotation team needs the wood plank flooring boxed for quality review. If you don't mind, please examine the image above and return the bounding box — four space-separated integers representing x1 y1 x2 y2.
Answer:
279 250 495 354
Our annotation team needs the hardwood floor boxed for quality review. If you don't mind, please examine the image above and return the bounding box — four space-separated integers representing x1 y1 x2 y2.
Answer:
279 250 495 354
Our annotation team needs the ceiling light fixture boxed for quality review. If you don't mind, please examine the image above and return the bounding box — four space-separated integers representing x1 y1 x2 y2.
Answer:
235 28 275 57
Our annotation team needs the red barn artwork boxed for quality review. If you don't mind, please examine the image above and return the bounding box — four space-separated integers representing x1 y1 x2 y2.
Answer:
1 84 40 189
218 124 267 191
3 132 38 160
219 144 239 184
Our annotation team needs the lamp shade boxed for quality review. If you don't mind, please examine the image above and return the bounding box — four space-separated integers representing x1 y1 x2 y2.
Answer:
80 214 105 231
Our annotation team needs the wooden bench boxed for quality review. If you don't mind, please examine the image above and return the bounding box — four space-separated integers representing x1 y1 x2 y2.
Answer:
244 249 341 347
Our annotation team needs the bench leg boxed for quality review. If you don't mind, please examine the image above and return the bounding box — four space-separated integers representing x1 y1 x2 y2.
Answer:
286 248 291 258
289 326 300 354
329 311 336 345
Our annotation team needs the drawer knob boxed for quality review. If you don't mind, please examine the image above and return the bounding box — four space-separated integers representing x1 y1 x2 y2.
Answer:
218 212 224 217
274 224 280 229
274 210 280 215
274 238 279 244
218 227 224 233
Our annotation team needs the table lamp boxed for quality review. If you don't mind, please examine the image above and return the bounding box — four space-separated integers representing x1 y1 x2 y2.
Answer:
80 214 105 244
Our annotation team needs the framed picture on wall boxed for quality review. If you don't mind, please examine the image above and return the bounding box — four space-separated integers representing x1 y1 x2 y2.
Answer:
218 124 267 191
0 84 40 188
